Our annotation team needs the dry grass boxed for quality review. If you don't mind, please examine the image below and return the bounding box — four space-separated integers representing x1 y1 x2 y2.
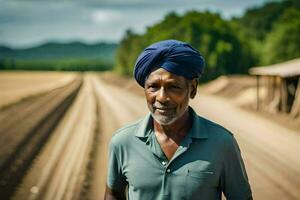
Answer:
0 71 78 109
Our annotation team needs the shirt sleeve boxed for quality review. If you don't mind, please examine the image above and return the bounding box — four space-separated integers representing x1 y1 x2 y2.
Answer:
106 140 127 190
221 136 253 200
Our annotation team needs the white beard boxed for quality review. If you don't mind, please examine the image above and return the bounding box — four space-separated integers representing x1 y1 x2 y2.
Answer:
150 107 187 125
150 112 178 125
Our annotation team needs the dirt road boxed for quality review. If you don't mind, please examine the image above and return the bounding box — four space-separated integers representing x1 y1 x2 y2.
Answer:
6 73 300 200
12 75 93 200
0 75 81 199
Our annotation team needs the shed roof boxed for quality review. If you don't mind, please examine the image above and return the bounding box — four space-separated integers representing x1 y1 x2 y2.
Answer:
249 58 300 77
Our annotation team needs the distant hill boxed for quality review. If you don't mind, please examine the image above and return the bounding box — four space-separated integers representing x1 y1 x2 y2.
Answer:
0 41 118 62
0 41 118 71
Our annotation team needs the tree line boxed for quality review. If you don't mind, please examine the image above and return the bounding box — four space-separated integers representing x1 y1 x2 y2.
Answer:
115 0 300 82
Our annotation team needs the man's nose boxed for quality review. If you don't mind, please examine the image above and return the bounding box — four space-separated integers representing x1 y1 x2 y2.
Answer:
156 87 170 103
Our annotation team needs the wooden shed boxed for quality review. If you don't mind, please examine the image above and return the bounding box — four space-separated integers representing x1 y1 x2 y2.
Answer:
249 58 300 118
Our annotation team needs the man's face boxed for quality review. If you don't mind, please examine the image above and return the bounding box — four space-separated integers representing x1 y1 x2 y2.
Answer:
144 68 197 125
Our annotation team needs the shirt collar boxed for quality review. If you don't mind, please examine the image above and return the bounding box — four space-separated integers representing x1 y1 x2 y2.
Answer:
135 107 208 140
135 113 153 138
188 107 208 139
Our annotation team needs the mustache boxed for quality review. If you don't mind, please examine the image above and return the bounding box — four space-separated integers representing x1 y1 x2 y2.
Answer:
153 103 175 109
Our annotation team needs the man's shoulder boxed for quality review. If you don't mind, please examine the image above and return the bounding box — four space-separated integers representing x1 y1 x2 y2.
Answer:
197 114 234 140
110 118 144 146
195 114 239 153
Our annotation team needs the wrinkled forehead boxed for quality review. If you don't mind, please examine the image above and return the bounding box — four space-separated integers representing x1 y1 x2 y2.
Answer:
145 67 187 84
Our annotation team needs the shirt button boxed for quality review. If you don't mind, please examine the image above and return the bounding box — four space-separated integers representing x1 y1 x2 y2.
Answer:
166 169 171 173
162 161 167 166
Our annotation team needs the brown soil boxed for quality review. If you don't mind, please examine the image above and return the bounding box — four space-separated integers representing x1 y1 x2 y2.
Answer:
0 71 77 109
0 75 82 198
1 72 299 200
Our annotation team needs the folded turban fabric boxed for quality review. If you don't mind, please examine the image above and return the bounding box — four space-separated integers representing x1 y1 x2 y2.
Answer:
133 39 205 87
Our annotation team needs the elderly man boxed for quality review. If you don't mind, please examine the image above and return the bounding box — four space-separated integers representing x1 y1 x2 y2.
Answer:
105 40 252 200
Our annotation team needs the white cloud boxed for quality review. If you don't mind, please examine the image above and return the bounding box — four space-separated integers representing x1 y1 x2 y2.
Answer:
91 9 123 23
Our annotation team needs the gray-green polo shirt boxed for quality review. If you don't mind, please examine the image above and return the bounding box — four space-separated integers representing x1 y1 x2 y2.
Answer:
107 108 252 200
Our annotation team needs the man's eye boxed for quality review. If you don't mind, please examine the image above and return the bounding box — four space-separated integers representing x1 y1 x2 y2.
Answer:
147 85 158 90
170 85 181 89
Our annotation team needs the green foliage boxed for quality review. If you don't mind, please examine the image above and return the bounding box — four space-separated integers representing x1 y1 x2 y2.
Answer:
263 7 300 64
115 0 300 81
238 1 286 40
115 30 144 76
116 11 255 81
236 0 300 65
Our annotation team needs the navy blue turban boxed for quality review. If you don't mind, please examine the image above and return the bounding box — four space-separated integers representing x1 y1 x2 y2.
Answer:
133 39 205 87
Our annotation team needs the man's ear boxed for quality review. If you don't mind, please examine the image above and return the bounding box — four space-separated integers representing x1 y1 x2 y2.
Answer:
190 79 198 99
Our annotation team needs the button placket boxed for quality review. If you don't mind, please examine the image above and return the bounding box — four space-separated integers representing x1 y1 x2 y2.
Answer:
163 167 171 196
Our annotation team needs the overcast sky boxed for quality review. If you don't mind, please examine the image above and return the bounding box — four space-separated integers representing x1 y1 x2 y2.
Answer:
0 0 271 48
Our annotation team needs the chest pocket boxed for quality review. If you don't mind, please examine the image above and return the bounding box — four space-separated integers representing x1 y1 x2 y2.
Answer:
185 169 218 199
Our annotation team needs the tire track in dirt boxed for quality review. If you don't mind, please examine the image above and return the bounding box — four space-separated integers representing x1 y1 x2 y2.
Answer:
0 76 82 199
12 74 96 200
89 75 148 200
0 80 79 167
